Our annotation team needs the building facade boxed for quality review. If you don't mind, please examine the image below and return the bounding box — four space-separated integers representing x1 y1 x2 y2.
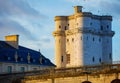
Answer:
53 6 115 68
0 35 55 74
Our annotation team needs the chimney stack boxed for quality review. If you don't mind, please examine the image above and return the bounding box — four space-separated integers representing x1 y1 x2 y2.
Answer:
5 35 19 49
74 6 83 13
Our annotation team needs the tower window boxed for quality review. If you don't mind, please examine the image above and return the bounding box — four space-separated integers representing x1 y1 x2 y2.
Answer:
68 24 69 26
93 37 95 41
72 38 74 42
109 53 112 59
65 26 67 30
99 58 101 63
107 25 109 29
99 38 101 42
61 56 63 62
66 54 70 64
87 36 88 40
92 57 95 62
90 22 92 25
101 26 103 30
81 36 82 40
59 25 61 29
76 23 78 25
59 39 61 43
67 39 69 42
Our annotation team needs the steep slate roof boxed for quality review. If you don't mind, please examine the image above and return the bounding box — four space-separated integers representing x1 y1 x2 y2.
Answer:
0 41 55 66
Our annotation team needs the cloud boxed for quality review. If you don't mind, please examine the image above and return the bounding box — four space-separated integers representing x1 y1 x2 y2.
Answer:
0 0 46 19
0 19 37 40
0 0 48 40
99 0 120 16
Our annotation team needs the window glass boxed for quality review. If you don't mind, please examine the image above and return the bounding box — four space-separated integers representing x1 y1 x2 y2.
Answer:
7 66 12 73
21 67 25 72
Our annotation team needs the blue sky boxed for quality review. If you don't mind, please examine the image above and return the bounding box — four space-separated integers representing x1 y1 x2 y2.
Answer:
0 0 120 63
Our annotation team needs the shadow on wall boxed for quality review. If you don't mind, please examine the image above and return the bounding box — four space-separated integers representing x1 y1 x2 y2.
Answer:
82 81 91 83
111 79 120 83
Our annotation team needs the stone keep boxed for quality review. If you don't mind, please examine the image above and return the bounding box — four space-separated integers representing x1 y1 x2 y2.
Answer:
53 6 115 68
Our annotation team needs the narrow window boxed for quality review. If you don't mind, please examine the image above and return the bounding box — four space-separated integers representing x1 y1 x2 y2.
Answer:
59 25 61 29
92 57 95 62
65 26 67 30
7 66 12 73
67 39 69 42
59 39 60 43
66 54 70 64
99 38 101 42
90 22 92 25
76 23 78 25
87 36 88 40
99 58 101 63
61 56 63 62
107 25 109 29
93 37 95 41
72 38 74 42
109 53 112 59
101 26 103 30
68 24 69 26
81 36 82 40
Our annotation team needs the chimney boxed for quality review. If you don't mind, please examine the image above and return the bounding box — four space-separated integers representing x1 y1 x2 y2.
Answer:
74 6 83 13
5 35 19 49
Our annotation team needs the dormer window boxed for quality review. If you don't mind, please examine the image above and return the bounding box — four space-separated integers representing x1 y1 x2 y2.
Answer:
27 52 31 63
14 51 18 62
8 57 11 60
39 57 43 64
33 59 36 62
21 58 23 61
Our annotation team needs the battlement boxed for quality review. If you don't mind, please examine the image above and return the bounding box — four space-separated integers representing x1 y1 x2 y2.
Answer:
54 16 67 21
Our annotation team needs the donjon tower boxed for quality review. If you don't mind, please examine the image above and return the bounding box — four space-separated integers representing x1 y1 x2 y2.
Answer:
53 6 115 68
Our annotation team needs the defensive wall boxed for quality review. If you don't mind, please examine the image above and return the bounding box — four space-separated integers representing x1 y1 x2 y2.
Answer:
0 63 120 83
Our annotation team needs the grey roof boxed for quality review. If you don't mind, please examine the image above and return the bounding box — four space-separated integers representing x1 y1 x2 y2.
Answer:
0 41 55 66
